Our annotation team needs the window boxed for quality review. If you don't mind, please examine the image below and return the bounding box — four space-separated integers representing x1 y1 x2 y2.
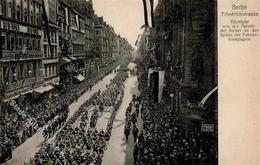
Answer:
17 6 20 20
33 63 36 76
50 65 52 76
44 45 47 56
0 0 4 16
31 11 34 24
26 38 29 49
36 13 39 25
44 32 47 41
32 38 34 49
20 63 24 80
45 66 47 77
3 66 7 82
7 2 12 18
12 65 17 82
37 39 40 50
0 34 6 50
52 65 54 76
10 36 15 50
24 9 27 22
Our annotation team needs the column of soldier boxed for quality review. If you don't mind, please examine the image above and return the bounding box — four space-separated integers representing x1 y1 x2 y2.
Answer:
0 62 121 163
29 62 130 165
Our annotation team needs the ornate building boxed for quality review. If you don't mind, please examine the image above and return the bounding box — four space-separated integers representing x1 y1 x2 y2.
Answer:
42 0 59 85
0 0 43 99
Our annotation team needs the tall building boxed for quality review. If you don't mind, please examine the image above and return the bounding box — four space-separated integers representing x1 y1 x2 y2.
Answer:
141 0 217 124
57 0 74 85
94 16 110 68
84 0 95 77
70 9 86 77
42 0 59 85
0 0 43 99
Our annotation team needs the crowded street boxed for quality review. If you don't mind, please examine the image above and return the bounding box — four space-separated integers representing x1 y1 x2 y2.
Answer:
1 0 218 164
2 65 120 165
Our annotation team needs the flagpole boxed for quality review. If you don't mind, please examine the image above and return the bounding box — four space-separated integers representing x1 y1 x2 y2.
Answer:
142 0 149 27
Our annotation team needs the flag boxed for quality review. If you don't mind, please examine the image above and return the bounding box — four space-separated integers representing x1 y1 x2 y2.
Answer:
65 7 69 25
142 0 155 28
148 69 165 103
135 34 142 46
142 0 149 27
158 71 165 103
75 15 79 30
42 0 53 58
150 0 155 27
147 68 154 87
140 24 146 29
145 36 149 48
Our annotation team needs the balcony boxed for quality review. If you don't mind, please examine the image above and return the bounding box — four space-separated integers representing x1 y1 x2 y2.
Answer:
1 50 43 61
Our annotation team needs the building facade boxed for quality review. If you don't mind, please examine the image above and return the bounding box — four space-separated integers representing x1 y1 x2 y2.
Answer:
84 0 94 77
0 0 43 99
140 0 217 125
0 0 133 100
94 16 110 69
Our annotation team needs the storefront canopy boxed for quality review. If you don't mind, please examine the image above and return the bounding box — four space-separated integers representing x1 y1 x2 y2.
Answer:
61 57 71 64
69 56 77 60
74 74 85 82
33 85 54 94
4 90 33 102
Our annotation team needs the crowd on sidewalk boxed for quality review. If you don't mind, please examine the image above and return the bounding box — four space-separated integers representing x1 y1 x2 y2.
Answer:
131 65 217 165
28 61 131 165
0 58 125 163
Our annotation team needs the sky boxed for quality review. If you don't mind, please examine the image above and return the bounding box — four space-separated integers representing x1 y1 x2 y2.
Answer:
92 0 158 48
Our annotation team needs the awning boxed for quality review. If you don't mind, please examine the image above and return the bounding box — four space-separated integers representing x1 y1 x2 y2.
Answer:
61 57 71 64
33 85 54 94
4 90 33 102
74 74 85 82
199 86 218 106
69 56 77 60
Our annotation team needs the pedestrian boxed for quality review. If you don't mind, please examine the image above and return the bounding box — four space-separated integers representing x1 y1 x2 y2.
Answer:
132 112 137 125
133 142 139 165
124 126 130 142
133 124 139 142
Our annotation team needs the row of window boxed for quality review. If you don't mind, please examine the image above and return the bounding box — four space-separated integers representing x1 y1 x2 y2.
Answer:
0 0 41 26
43 45 58 58
73 44 84 54
44 31 58 44
44 63 57 78
1 32 41 51
2 61 42 83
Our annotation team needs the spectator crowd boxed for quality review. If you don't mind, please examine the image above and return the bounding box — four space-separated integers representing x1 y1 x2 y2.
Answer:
131 63 217 165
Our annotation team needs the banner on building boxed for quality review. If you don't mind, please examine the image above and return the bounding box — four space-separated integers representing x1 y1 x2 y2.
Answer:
158 71 165 103
141 0 155 28
148 69 165 103
65 7 69 25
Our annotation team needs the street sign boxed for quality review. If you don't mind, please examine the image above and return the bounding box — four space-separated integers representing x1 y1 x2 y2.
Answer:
201 123 214 132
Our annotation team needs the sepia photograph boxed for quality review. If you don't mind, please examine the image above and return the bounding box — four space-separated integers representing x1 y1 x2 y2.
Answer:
0 0 218 164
